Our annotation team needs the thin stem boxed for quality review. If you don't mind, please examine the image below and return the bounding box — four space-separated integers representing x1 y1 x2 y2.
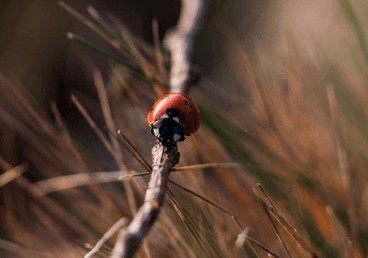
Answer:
169 179 243 231
164 0 207 93
84 218 127 258
110 145 179 258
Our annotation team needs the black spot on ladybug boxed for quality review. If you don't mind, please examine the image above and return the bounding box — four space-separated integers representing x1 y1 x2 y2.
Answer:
193 119 198 125
184 100 192 108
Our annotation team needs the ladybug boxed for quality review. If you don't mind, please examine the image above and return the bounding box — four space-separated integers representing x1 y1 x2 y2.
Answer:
147 92 200 146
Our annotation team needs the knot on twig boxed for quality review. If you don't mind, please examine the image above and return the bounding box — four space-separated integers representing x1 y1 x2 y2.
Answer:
151 144 180 170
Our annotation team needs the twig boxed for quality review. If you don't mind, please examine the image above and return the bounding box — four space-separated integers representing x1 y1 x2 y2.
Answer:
163 0 207 93
110 145 179 258
110 1 207 257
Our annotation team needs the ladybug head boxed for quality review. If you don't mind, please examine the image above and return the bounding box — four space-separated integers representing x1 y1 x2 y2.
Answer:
150 108 185 146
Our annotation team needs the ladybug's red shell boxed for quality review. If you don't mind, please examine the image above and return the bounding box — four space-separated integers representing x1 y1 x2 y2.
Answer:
147 93 200 135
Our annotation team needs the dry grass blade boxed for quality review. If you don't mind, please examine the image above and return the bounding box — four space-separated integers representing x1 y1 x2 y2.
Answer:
91 74 140 222
84 3 166 88
108 17 164 90
152 19 169 86
166 189 210 257
326 86 351 196
168 179 243 230
235 229 281 258
73 73 139 225
35 171 122 195
173 162 242 171
261 200 292 258
167 178 284 257
86 5 129 51
70 94 116 156
66 32 143 76
0 159 93 240
0 77 82 170
0 239 52 258
84 217 127 258
0 162 28 188
59 1 121 49
86 5 132 56
93 69 129 173
258 184 319 258
49 102 90 168
34 162 239 195
325 206 363 258
116 130 151 171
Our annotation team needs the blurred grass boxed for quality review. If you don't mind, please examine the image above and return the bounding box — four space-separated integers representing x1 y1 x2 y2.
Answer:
339 0 368 69
1 1 368 258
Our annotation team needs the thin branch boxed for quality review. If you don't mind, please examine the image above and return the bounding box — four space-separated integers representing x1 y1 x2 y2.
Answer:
110 145 179 258
107 1 208 256
164 0 207 93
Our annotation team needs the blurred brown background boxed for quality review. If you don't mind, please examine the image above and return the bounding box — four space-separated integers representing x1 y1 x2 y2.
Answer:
0 0 357 111
1 0 368 257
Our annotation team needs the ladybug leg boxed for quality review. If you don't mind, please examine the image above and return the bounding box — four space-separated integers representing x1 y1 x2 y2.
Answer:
151 120 163 137
149 124 155 135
